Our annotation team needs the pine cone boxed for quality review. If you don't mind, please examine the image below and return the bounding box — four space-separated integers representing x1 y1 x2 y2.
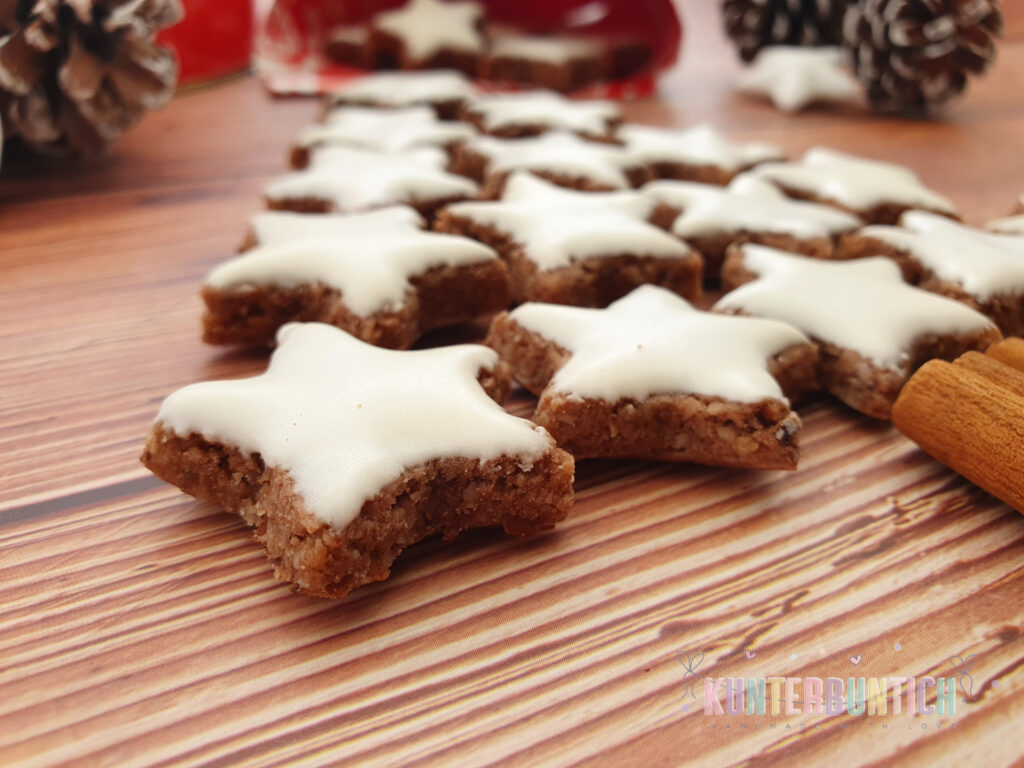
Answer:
722 0 850 62
0 0 183 156
843 0 1004 112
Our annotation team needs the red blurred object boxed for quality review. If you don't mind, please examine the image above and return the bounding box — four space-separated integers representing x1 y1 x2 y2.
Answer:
158 0 255 86
258 0 682 98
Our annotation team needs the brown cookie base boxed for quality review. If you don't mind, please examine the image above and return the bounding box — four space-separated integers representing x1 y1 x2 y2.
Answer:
324 26 371 68
202 259 509 349
721 248 1003 419
141 423 574 598
837 233 1024 337
482 51 609 93
435 210 702 305
485 314 818 468
646 161 747 186
265 192 473 226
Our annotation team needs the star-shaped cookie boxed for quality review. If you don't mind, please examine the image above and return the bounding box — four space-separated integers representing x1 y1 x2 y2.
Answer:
748 146 958 224
737 46 861 113
370 0 486 73
716 244 1001 419
620 123 784 185
483 34 608 92
327 70 478 119
203 207 507 349
436 172 702 305
451 131 648 197
265 145 478 222
839 211 1024 335
290 106 476 168
458 90 621 140
142 322 574 598
485 285 818 468
643 174 862 278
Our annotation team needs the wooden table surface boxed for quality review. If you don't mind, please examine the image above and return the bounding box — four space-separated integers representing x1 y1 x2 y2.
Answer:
3 5 1024 766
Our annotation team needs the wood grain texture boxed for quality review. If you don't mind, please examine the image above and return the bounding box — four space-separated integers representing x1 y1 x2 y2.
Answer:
2 4 1024 766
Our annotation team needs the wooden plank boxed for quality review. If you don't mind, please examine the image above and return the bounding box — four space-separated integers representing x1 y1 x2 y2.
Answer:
1 3 1023 765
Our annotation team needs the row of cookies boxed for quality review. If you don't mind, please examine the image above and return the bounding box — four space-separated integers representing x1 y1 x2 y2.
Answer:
143 70 1021 596
324 0 651 92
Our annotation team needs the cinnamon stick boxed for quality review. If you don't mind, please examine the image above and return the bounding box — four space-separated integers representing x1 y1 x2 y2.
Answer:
893 341 1024 514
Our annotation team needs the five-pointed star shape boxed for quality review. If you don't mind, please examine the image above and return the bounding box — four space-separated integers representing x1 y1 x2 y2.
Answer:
298 106 475 156
208 207 497 317
466 132 641 190
737 46 861 113
854 211 1024 303
507 284 810 404
444 172 690 271
265 146 478 212
620 123 783 174
157 323 554 528
464 91 620 137
715 245 996 371
748 146 958 217
375 0 485 61
644 174 862 241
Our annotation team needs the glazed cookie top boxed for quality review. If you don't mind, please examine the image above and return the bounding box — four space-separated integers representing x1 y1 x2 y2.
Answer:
715 245 997 369
987 194 1024 234
644 175 862 239
465 132 641 189
736 47 860 113
265 146 479 211
856 211 1024 300
209 221 497 317
249 207 426 247
374 0 486 60
620 123 783 172
489 34 605 63
749 147 958 216
463 91 620 136
328 70 478 107
156 323 554 529
444 173 684 270
508 285 810 402
299 106 476 154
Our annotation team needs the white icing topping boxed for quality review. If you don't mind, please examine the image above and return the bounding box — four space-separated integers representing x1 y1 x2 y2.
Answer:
750 147 958 216
157 323 553 528
299 106 476 154
208 227 496 317
329 70 477 107
248 207 425 247
736 46 860 113
374 0 485 60
489 35 604 64
466 132 641 189
714 245 995 369
643 175 862 239
856 211 1024 301
509 285 810 402
265 146 478 211
445 173 683 271
620 123 783 172
464 91 620 136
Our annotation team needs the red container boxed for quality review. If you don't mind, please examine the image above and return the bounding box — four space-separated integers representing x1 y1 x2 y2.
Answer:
259 0 682 98
158 0 255 86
